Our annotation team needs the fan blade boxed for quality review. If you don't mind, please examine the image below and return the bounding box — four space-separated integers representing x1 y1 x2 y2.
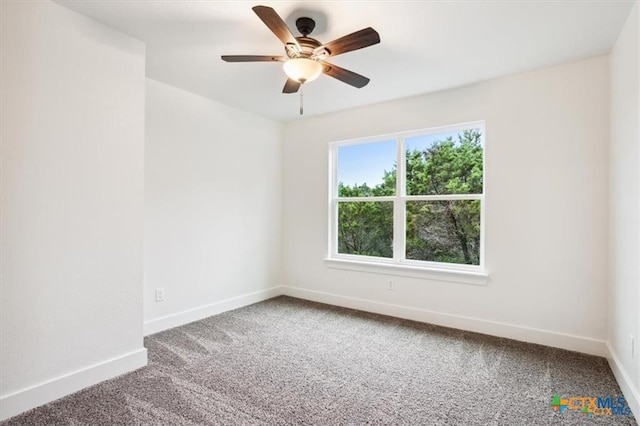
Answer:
221 55 285 62
321 62 370 88
319 27 380 57
252 6 300 51
283 78 301 94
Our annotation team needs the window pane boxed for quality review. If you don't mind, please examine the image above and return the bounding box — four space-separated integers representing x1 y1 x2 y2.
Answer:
405 129 483 195
337 140 396 197
406 200 480 265
338 201 393 258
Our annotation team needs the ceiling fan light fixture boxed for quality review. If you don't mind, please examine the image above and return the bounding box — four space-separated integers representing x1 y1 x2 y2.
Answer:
283 58 322 84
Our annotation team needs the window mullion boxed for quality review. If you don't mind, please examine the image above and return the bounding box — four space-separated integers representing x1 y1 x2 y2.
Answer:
337 196 396 202
479 194 485 269
329 145 338 257
393 136 406 262
399 136 406 262
403 194 483 201
398 136 406 197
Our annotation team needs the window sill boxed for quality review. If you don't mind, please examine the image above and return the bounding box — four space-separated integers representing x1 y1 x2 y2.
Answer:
323 258 489 286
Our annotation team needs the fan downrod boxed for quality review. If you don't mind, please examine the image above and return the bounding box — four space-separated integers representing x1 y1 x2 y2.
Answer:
295 17 316 36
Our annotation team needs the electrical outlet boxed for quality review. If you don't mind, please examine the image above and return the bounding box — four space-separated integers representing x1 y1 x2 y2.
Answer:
388 280 394 291
629 334 635 359
155 288 165 302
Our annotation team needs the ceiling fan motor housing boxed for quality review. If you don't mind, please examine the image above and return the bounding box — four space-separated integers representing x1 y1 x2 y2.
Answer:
296 17 316 36
287 36 322 58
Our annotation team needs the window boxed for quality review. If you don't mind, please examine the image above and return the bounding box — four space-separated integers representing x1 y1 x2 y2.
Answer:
328 122 485 276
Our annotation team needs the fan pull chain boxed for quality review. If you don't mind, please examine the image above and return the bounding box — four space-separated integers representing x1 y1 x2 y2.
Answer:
299 84 304 115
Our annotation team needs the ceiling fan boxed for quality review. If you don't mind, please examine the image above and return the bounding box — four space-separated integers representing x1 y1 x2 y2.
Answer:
222 5 380 111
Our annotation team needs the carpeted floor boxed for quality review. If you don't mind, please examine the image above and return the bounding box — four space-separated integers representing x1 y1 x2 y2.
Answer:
3 296 637 425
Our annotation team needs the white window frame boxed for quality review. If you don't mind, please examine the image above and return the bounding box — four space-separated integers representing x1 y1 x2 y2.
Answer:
326 121 488 285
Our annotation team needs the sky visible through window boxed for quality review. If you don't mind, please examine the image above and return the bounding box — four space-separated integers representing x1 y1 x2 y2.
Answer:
337 140 395 188
337 131 478 188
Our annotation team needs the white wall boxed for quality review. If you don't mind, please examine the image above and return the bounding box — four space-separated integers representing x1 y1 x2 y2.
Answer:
0 0 146 420
609 1 640 415
143 79 283 334
282 56 610 354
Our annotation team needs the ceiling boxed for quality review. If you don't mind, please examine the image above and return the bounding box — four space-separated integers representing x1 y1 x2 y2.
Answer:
56 0 634 122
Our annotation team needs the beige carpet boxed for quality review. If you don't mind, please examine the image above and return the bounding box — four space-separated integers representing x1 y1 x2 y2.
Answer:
3 296 637 425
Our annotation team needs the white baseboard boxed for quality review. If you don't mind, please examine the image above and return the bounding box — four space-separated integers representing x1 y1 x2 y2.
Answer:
281 286 609 357
606 343 640 420
143 286 284 336
0 348 147 422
